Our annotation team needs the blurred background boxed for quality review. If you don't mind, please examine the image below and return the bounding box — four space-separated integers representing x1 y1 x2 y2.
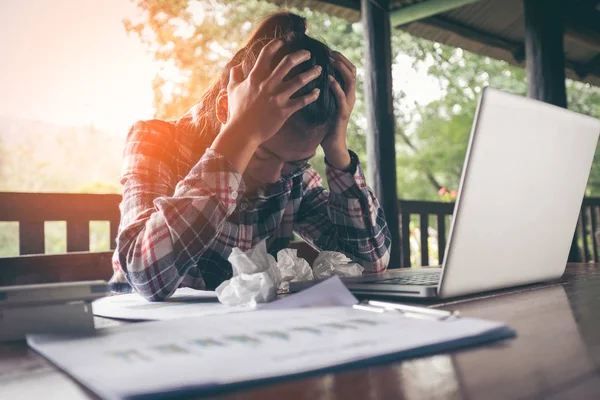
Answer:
1 0 599 263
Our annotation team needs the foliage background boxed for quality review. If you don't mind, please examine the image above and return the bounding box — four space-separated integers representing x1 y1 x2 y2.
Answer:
1 0 599 261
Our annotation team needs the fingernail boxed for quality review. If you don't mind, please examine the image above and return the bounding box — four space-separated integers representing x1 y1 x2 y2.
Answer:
315 65 322 73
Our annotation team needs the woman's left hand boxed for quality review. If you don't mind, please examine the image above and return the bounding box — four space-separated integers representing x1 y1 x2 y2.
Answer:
321 50 357 170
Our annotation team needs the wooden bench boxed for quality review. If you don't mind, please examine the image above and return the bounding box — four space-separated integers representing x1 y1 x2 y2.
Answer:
2 192 597 284
0 240 318 286
0 192 121 255
399 198 600 267
0 192 319 285
0 251 113 286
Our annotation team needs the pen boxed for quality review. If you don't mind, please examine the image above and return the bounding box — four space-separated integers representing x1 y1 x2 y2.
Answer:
352 300 459 321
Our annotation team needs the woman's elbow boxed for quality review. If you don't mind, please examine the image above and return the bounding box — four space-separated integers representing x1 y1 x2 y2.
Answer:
117 245 175 302
360 250 390 274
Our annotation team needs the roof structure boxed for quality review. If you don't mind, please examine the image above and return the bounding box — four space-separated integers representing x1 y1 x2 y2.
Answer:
267 0 600 87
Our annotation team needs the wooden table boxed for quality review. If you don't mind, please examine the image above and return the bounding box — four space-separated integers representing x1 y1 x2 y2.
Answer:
1 263 599 399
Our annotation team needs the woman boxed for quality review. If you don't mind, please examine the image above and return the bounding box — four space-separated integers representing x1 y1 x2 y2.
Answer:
110 12 391 300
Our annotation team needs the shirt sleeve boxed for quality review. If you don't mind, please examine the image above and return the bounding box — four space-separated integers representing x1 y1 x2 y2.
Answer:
114 120 244 300
294 150 391 273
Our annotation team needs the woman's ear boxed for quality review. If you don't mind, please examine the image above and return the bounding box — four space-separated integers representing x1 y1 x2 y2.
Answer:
215 89 229 125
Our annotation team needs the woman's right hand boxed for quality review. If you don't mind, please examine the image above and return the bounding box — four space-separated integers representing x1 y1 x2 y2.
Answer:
226 39 322 145
211 39 322 174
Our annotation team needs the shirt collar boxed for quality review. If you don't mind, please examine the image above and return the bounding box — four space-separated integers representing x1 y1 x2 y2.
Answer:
243 163 311 199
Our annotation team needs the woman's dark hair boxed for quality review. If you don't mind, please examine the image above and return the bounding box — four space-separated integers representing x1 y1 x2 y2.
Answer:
190 11 345 145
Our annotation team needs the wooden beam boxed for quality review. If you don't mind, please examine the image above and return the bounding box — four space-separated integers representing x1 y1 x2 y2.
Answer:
0 192 121 222
413 14 586 77
577 54 600 78
562 0 600 52
361 0 401 267
390 0 484 27
564 18 600 53
416 15 526 63
0 251 113 286
564 27 600 54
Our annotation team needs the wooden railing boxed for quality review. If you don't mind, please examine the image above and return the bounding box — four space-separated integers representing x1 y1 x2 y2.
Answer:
0 192 120 255
399 197 600 268
1 192 599 284
1 251 115 285
399 200 455 268
0 192 318 285
576 198 600 263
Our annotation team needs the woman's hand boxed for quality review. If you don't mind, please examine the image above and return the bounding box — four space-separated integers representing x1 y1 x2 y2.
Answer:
321 50 357 171
211 39 322 173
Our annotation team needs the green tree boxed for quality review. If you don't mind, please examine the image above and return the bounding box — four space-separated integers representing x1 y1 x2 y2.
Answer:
123 0 367 181
125 0 600 201
392 35 600 200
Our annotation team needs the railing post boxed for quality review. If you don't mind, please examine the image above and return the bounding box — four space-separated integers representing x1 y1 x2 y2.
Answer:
19 221 45 255
420 214 429 266
437 214 447 265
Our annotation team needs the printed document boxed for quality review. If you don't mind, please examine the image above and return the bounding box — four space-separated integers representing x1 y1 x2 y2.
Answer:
28 306 513 399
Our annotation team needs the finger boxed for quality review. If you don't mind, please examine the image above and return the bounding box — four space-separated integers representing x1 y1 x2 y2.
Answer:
329 75 347 106
286 88 320 114
278 64 322 98
250 39 285 82
228 64 244 88
330 50 357 77
330 57 356 97
268 50 312 88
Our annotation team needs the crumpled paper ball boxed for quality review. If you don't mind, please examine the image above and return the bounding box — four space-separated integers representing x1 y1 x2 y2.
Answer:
216 241 365 305
312 251 364 279
215 241 281 306
277 248 313 292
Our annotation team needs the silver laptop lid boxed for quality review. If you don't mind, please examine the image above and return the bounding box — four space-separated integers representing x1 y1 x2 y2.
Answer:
438 88 600 299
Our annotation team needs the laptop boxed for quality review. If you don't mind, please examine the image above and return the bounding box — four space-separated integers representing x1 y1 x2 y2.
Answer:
290 87 600 299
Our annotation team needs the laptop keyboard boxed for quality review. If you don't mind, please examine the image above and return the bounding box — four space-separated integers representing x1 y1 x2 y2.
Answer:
375 270 441 286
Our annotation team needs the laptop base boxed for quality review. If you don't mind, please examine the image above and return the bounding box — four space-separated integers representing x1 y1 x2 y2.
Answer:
289 268 442 299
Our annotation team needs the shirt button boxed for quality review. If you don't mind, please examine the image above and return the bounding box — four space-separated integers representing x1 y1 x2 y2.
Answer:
231 190 238 200
240 202 248 211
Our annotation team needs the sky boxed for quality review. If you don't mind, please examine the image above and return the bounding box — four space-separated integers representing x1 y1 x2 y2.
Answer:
0 0 440 137
0 0 157 136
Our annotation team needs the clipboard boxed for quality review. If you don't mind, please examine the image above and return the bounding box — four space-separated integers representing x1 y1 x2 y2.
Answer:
27 304 515 400
25 277 515 399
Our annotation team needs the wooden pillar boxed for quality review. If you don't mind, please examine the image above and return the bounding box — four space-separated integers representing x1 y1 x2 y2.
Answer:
523 0 567 107
524 0 580 262
361 0 402 266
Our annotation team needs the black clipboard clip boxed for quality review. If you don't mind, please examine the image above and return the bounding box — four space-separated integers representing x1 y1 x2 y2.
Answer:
352 300 460 321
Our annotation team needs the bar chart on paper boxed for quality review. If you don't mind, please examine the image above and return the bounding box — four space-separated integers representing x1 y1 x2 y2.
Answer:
28 307 513 400
105 314 381 363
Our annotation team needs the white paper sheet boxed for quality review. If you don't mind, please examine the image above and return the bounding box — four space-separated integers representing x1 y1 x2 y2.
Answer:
93 277 357 321
261 276 358 310
28 307 513 400
92 288 251 321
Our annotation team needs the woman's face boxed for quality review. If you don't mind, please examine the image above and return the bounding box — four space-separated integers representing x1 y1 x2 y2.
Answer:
243 123 325 191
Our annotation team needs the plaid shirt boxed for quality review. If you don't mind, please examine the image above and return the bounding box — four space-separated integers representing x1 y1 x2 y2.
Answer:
111 107 391 300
